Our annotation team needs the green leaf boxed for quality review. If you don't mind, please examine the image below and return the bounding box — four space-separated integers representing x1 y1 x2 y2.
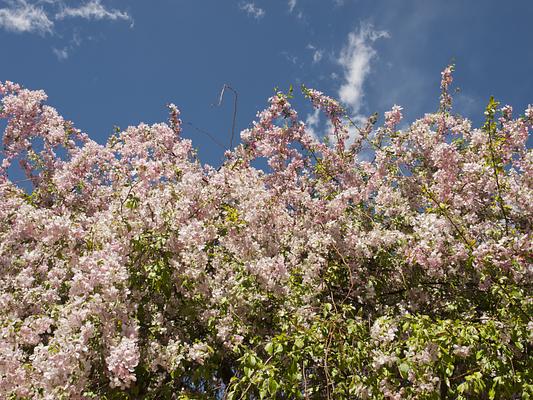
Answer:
268 377 279 395
248 354 257 367
398 363 410 379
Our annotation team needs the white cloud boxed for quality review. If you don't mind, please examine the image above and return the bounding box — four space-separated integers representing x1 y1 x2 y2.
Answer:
305 108 321 139
239 2 265 19
307 44 323 64
0 0 133 61
51 31 83 60
56 0 131 23
337 23 389 115
333 0 345 6
0 0 132 36
52 46 68 60
288 0 296 13
281 50 298 65
0 0 53 34
302 24 389 142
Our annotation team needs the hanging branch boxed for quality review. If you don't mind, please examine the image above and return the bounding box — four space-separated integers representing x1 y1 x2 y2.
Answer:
214 84 238 150
183 121 226 150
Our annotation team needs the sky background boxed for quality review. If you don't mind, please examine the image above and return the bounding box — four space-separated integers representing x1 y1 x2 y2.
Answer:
1 0 533 166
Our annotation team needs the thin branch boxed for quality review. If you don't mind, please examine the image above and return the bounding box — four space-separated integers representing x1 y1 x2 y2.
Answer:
423 187 475 251
184 121 226 150
214 84 239 150
486 121 510 235
302 360 309 399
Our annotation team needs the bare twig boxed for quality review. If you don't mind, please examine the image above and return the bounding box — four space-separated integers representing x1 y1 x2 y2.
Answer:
486 122 510 235
214 84 238 150
184 121 226 150
302 360 309 399
423 187 475 251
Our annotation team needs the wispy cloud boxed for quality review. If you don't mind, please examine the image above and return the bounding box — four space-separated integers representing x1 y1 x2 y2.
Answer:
52 46 68 60
281 50 298 65
0 0 133 60
301 25 389 142
304 108 320 139
0 0 53 34
288 0 296 13
306 44 323 64
239 2 265 19
0 0 132 36
51 31 83 61
55 0 131 23
337 23 390 116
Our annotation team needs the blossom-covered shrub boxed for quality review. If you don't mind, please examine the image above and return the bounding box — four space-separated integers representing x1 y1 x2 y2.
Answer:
0 67 531 399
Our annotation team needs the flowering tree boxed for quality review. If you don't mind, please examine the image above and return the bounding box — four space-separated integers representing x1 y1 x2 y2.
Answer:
0 67 531 399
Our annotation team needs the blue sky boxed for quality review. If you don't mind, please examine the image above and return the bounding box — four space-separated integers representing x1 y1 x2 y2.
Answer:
1 0 533 166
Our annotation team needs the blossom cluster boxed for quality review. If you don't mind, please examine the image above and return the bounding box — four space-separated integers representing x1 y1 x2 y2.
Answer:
0 68 531 399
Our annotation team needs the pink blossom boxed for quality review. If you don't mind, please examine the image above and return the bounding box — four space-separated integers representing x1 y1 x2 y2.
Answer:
106 336 140 389
0 70 530 398
384 105 403 129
